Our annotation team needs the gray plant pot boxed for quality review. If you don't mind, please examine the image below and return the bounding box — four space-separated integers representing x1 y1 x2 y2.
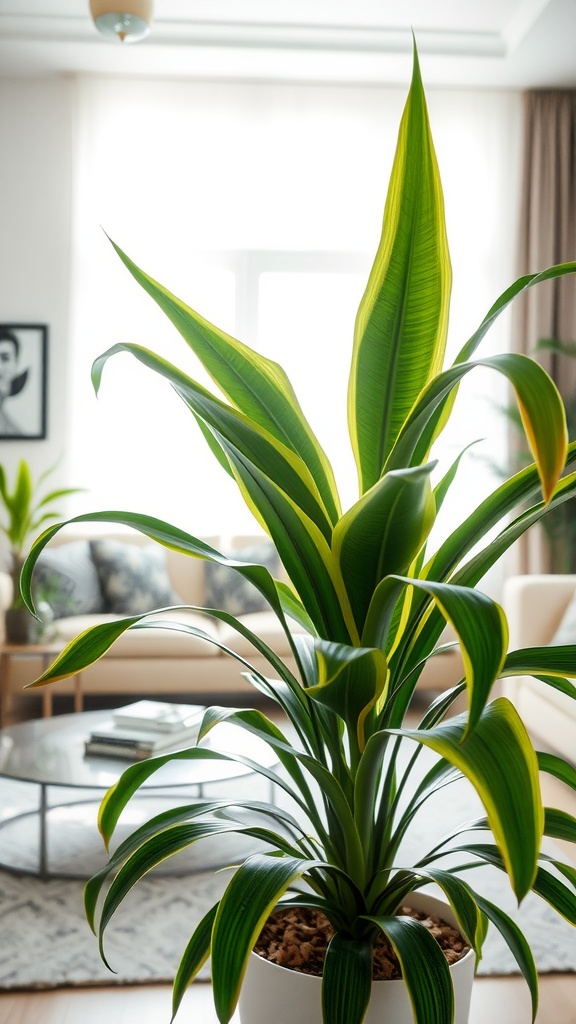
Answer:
4 603 53 645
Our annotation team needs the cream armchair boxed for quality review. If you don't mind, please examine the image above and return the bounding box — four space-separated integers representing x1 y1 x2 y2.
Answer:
503 574 576 763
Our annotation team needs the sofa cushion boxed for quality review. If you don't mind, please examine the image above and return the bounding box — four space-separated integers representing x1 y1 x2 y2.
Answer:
204 542 280 617
34 541 106 619
55 610 221 658
550 590 576 645
90 539 182 615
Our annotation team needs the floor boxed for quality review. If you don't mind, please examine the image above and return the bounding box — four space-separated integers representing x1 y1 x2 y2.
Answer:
2 974 576 1024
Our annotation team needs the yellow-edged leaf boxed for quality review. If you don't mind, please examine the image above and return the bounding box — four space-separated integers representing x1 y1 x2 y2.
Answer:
348 43 451 493
333 464 436 633
106 238 341 525
306 641 388 752
393 698 544 901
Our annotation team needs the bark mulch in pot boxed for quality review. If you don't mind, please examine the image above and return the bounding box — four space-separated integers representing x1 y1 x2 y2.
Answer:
253 905 471 980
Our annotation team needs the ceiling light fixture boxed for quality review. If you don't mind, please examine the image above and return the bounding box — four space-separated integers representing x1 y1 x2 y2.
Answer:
89 0 153 43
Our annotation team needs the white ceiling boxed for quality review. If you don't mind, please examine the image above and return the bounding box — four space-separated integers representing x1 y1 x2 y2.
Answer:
0 0 575 87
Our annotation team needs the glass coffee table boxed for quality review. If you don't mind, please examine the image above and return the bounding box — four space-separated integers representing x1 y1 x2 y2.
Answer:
0 710 278 880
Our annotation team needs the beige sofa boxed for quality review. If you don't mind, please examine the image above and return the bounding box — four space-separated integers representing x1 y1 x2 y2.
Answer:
0 528 464 715
503 573 576 763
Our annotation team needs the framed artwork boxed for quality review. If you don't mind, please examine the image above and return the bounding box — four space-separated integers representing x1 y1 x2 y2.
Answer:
0 323 48 440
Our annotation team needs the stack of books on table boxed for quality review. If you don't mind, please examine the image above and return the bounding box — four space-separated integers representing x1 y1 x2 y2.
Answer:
84 700 205 761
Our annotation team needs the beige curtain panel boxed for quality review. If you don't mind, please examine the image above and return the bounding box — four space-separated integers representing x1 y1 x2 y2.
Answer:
512 90 576 574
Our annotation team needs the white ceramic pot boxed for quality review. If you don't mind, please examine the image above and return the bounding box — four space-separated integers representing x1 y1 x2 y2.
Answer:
239 892 476 1024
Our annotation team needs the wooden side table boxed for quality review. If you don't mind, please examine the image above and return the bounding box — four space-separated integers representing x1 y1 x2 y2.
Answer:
0 641 83 726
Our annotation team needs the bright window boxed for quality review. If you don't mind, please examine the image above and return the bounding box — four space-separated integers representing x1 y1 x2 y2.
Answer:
68 78 521 567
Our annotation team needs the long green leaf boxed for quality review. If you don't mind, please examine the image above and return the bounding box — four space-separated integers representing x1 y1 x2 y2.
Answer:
451 472 576 592
98 820 308 967
353 730 391 855
385 762 462 871
386 354 567 503
211 853 315 1023
332 464 435 633
452 844 576 926
415 579 507 732
366 576 507 732
322 933 372 1024
433 442 479 514
538 752 576 791
105 239 341 524
199 706 319 819
411 261 576 467
96 820 248 967
472 893 538 1022
84 797 308 933
543 808 576 843
21 603 299 692
223 445 357 643
306 641 388 754
391 468 573 692
20 511 268 606
424 442 576 590
12 459 33 525
456 261 576 365
409 869 484 953
199 710 366 877
20 511 310 680
132 611 303 694
501 647 576 682
84 799 237 928
171 903 219 1022
0 464 8 507
95 742 301 852
363 913 453 1024
392 698 543 900
348 44 451 493
92 342 334 539
552 860 576 890
532 866 576 924
400 462 576 691
483 354 567 501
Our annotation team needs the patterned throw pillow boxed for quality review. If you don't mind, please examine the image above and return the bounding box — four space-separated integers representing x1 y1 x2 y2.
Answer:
34 541 107 619
204 542 280 617
90 539 181 615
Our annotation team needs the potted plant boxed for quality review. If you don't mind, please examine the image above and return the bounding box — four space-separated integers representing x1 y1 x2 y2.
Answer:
0 458 81 642
21 45 576 1024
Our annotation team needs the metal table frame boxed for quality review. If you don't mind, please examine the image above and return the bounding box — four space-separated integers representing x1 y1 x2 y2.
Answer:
0 711 277 880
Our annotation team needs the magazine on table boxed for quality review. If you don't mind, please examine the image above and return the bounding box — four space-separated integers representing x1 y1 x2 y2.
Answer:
110 699 205 732
84 700 205 760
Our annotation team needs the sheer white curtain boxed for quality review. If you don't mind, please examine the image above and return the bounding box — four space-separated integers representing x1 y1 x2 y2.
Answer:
69 76 521 563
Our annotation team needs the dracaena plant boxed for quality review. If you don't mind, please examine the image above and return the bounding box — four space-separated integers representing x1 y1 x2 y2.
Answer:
21 46 576 1024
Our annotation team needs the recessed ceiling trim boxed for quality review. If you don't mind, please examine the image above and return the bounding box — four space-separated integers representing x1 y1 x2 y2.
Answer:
151 24 506 58
0 15 95 42
0 15 506 58
502 0 552 51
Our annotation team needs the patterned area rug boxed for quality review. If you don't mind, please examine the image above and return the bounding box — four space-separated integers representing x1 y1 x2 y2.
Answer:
1 752 575 989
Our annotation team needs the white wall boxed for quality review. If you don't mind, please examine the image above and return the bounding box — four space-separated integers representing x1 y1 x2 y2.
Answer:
0 78 74 563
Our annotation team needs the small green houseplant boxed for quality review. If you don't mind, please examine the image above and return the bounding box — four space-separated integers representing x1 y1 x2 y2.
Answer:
22 46 576 1024
0 459 80 641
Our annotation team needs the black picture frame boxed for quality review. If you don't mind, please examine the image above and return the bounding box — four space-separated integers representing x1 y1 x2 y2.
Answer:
0 324 48 440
